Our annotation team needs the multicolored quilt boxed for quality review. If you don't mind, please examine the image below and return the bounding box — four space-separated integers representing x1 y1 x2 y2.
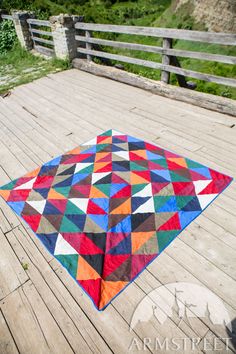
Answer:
0 130 232 310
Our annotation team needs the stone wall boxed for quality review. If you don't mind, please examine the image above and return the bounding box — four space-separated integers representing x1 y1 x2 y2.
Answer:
174 0 236 32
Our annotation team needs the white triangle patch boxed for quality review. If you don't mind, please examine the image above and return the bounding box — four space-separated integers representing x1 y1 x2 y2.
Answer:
133 196 155 214
197 194 217 210
69 198 89 213
74 162 93 174
133 183 153 197
112 129 125 136
92 172 110 184
54 233 78 256
193 180 212 194
27 200 46 214
15 177 36 190
114 151 130 160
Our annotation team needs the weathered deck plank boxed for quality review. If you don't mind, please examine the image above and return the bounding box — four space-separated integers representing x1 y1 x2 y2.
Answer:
6 227 110 354
0 69 235 353
0 311 19 354
0 281 75 354
0 230 28 300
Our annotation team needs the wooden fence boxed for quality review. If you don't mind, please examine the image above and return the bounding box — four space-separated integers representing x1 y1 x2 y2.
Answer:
75 23 236 88
27 18 55 57
1 13 236 90
1 14 13 20
1 14 54 56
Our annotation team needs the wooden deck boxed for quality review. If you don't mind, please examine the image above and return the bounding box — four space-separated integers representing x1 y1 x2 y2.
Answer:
0 69 235 354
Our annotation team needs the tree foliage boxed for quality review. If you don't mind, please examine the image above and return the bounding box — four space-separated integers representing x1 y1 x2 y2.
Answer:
0 20 17 54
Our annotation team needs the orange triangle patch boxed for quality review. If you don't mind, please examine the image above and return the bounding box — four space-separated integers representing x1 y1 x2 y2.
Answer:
130 172 149 185
111 198 131 214
77 256 101 281
48 188 66 200
89 185 108 198
67 147 81 155
131 231 156 253
0 190 11 200
99 280 128 310
168 158 187 168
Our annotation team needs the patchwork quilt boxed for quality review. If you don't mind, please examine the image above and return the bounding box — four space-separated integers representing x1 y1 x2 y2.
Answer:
0 129 232 310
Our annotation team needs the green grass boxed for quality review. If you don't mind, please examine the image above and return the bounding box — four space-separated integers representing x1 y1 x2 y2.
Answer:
91 1 236 99
102 36 236 99
0 42 71 94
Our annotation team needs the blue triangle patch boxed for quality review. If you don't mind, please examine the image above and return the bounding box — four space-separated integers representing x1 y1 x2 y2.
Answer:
66 214 86 231
191 167 211 179
90 198 109 213
110 183 128 197
108 234 131 255
8 201 25 215
37 232 58 254
132 196 151 213
178 210 201 229
109 215 132 233
88 214 108 231
157 196 178 212
151 169 171 181
44 156 61 166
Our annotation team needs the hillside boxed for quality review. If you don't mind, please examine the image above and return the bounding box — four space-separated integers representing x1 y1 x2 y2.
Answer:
174 0 236 33
1 0 236 99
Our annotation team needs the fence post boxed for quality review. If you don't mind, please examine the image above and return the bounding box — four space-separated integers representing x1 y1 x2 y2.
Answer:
85 30 92 62
12 11 34 50
50 14 82 60
161 38 172 84
0 10 8 21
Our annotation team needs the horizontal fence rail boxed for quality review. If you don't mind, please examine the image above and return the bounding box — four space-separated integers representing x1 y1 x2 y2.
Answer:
77 48 236 87
27 18 51 27
27 18 54 57
75 22 236 88
75 23 236 46
75 35 236 65
30 28 53 37
1 14 13 20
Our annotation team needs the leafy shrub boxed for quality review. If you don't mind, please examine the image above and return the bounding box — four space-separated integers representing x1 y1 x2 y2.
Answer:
0 20 17 54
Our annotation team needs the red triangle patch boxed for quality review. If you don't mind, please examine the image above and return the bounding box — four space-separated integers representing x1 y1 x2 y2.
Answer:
87 200 107 215
158 212 181 231
132 170 151 182
49 199 68 213
103 254 129 278
111 185 131 198
131 254 156 278
22 214 41 232
79 278 101 308
106 232 130 252
62 233 104 255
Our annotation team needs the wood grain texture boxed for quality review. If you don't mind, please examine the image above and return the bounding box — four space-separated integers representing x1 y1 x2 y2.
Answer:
0 311 19 354
30 28 53 37
75 23 236 45
77 48 236 87
72 59 236 116
0 69 235 353
27 19 51 27
161 38 172 84
0 281 74 354
0 230 28 300
31 36 54 46
76 35 236 64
